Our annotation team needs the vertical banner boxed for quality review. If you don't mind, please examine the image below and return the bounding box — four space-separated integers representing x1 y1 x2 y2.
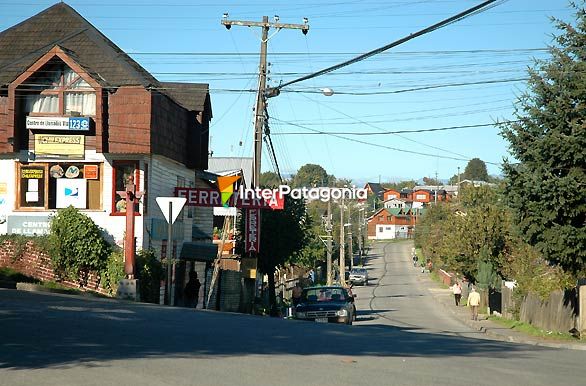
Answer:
245 208 261 253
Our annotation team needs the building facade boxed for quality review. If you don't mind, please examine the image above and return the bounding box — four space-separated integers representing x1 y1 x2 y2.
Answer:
0 4 213 261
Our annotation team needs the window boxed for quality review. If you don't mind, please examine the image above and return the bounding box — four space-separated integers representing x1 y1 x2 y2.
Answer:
112 161 140 215
22 61 96 116
16 162 101 210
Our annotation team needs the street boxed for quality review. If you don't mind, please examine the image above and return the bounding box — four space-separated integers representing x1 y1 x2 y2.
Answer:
1 240 585 386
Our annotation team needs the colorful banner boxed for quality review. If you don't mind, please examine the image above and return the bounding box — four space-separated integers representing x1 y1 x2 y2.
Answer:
245 208 261 253
175 187 284 209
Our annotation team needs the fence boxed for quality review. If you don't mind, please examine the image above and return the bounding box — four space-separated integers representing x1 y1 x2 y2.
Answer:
501 285 578 333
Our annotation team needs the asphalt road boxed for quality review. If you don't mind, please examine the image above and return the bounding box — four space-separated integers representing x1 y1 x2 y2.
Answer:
1 240 585 386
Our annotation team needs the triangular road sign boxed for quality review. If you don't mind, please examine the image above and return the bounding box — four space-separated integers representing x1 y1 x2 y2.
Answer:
156 197 187 224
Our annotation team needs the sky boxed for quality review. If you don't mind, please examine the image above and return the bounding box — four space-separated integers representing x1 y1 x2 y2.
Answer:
0 0 576 184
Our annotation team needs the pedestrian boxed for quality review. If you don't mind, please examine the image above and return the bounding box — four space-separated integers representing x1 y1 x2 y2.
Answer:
467 286 481 320
292 282 303 307
307 269 315 284
451 280 462 306
183 271 201 309
412 254 418 267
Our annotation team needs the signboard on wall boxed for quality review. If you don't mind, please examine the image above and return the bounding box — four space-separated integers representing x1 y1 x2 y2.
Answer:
245 208 261 253
83 165 98 179
7 215 51 235
56 179 87 209
35 134 85 159
26 116 90 131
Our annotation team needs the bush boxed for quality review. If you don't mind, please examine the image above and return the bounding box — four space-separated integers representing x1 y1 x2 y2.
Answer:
101 249 126 295
48 206 112 284
136 248 164 304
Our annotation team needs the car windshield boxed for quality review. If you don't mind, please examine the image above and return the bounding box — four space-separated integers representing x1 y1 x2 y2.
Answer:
351 269 366 274
302 287 347 303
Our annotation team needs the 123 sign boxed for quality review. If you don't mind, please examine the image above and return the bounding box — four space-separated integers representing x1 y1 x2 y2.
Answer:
68 117 90 130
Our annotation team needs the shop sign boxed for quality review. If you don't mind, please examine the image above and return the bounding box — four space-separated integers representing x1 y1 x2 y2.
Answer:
21 168 44 179
35 134 85 159
245 208 261 253
26 116 90 131
83 165 98 179
7 215 51 235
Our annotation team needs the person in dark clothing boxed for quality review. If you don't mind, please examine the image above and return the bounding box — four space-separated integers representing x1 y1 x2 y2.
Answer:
184 271 201 309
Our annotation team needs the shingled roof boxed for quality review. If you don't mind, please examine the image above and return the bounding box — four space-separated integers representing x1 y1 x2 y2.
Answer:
160 82 211 113
0 2 162 88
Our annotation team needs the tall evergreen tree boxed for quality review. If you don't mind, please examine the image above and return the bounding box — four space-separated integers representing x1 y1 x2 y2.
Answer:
463 158 489 182
500 3 586 274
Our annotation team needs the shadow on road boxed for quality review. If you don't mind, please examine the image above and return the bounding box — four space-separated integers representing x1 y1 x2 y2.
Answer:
0 290 551 370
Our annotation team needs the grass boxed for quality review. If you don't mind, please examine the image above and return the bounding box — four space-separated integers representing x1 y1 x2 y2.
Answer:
489 315 579 341
429 271 449 289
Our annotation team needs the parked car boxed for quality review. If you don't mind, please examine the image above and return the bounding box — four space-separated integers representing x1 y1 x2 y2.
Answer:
294 286 356 325
349 268 369 285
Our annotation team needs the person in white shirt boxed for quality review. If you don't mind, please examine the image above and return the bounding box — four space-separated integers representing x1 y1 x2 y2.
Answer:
467 286 481 320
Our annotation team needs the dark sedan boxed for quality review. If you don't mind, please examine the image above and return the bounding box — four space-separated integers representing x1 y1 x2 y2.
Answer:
294 286 356 325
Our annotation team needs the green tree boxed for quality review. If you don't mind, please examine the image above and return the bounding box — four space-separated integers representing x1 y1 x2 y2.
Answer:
423 176 442 186
500 4 586 274
291 164 332 188
259 171 281 187
237 196 310 315
48 206 112 284
462 158 489 182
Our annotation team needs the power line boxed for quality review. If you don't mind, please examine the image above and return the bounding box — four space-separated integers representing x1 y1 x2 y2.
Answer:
270 120 519 135
269 0 508 93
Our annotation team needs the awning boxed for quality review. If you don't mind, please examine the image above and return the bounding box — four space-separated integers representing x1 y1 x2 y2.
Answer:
180 242 218 262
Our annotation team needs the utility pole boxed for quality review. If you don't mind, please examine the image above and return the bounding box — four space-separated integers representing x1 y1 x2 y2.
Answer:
435 171 438 204
357 207 364 264
221 14 309 187
339 195 345 286
326 198 333 285
348 223 353 272
457 166 461 202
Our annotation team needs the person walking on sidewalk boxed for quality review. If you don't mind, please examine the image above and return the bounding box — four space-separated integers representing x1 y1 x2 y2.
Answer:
467 286 481 320
451 281 462 306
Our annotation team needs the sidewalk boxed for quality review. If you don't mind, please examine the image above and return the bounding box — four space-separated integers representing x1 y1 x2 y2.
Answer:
418 270 586 351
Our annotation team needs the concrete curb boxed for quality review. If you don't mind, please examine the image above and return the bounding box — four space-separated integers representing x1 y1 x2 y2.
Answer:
420 272 586 351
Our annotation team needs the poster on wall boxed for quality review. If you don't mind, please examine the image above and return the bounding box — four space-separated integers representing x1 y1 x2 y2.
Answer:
56 179 87 209
35 134 85 159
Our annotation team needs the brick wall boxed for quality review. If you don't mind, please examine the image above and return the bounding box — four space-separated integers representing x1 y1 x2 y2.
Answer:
0 240 109 295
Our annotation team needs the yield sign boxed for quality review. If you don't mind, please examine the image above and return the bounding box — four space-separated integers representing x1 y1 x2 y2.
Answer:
156 197 187 224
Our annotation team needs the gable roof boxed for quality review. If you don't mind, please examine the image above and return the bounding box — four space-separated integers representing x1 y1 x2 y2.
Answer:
0 2 159 88
160 82 211 114
364 182 385 198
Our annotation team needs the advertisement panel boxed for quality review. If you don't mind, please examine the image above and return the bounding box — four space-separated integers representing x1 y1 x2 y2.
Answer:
35 134 85 159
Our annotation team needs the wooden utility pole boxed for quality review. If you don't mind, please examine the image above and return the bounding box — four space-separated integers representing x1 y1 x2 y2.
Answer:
339 195 345 285
221 15 309 187
326 198 333 285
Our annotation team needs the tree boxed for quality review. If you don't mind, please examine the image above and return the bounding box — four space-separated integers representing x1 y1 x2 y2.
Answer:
500 4 586 274
236 196 310 315
259 171 281 187
422 176 441 186
291 164 332 188
48 206 112 284
462 158 489 182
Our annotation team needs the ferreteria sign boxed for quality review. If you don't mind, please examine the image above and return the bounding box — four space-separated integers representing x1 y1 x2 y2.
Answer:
175 185 367 210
